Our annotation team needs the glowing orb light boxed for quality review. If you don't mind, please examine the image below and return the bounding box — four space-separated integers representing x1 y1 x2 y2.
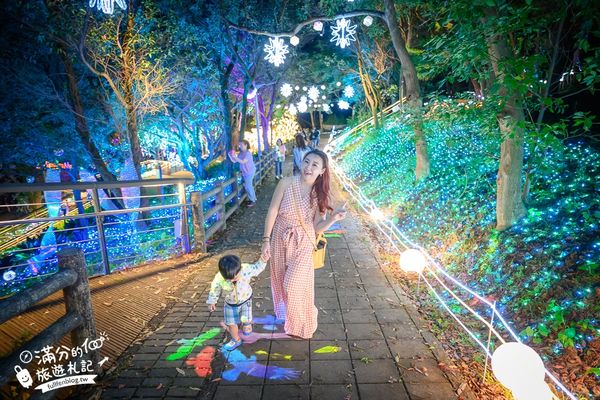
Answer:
492 342 551 400
294 85 300 90
363 16 373 26
337 100 350 110
290 36 300 46
320 85 326 90
399 249 427 273
336 81 342 87
297 102 308 113
369 208 385 221
3 270 16 281
344 85 355 98
313 21 323 31
288 104 298 115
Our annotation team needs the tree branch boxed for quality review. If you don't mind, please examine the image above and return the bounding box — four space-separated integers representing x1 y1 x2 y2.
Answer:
224 10 386 38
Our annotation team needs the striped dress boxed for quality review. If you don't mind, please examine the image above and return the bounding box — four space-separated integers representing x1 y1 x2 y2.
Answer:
270 177 318 339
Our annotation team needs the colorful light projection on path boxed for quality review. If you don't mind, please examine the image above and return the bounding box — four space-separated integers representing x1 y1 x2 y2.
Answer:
166 328 221 361
256 350 292 360
252 314 284 331
313 345 341 354
185 346 216 378
222 349 301 381
240 332 290 344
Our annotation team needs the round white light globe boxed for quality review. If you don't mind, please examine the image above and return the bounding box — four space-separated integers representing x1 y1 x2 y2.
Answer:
320 85 326 90
290 36 300 46
363 16 373 26
313 21 323 31
336 81 342 87
492 342 546 394
511 381 554 400
3 270 16 281
302 86 307 91
294 85 300 90
399 249 427 273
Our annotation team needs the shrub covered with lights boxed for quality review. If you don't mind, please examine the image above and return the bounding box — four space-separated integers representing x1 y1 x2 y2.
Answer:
332 97 599 393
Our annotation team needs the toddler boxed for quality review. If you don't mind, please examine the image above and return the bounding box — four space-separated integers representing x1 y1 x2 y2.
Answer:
207 255 267 350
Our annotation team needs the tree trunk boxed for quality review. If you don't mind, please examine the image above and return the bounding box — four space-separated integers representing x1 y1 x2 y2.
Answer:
215 59 235 175
59 48 116 183
122 12 142 179
383 0 430 179
238 79 252 143
485 8 526 230
309 111 315 128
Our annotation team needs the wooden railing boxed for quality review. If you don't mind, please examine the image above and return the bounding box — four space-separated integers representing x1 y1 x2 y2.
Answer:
190 150 275 252
0 248 99 395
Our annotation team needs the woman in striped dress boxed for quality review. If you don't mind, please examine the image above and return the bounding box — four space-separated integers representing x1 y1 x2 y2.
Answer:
261 150 347 339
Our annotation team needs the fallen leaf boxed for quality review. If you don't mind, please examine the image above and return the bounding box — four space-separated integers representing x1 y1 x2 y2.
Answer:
176 367 185 376
156 383 164 390
103 302 113 306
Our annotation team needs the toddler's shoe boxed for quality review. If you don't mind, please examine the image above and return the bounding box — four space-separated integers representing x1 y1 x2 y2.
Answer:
222 338 242 351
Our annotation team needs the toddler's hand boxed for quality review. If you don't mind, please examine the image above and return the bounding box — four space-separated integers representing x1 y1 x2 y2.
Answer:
208 304 216 312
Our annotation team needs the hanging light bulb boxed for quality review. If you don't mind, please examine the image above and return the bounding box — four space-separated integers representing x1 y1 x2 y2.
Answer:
290 36 300 46
363 16 373 26
336 81 342 87
320 85 326 90
313 21 323 31
399 249 427 273
294 85 300 90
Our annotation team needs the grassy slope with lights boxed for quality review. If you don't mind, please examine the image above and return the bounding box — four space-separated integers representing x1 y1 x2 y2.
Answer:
333 100 599 395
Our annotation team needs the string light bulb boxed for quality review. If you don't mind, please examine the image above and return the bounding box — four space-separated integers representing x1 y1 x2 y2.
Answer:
363 16 373 26
290 36 300 46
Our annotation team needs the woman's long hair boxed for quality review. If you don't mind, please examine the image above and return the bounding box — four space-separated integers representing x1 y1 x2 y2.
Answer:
295 134 307 150
304 149 332 213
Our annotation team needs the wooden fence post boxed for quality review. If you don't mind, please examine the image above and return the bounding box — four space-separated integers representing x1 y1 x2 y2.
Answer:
190 192 206 253
217 182 226 232
58 248 100 372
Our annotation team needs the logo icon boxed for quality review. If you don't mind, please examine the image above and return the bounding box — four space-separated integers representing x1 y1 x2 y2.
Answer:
14 366 33 388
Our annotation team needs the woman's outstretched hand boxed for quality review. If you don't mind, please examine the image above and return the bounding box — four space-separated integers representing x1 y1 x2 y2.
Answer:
332 201 348 221
261 240 271 261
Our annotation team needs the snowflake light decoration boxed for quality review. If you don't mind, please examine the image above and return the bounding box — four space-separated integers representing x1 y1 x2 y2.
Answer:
297 101 308 113
89 0 127 15
330 18 357 49
288 104 298 115
322 103 331 112
344 85 355 98
338 100 350 110
264 37 289 67
308 86 320 102
280 83 293 97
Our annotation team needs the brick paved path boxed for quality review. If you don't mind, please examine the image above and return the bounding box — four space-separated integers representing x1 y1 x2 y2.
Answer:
101 141 472 400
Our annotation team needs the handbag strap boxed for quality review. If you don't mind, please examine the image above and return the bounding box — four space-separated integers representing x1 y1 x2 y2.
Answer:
291 179 317 251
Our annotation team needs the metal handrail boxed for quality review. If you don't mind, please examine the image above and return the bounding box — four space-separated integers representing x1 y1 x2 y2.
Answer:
0 177 194 193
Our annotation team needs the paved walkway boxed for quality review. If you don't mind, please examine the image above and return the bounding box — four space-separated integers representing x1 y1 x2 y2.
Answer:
101 143 472 400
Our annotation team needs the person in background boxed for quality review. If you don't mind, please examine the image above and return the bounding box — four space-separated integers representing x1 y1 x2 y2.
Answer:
310 128 321 148
228 140 257 207
292 135 311 176
275 138 286 179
